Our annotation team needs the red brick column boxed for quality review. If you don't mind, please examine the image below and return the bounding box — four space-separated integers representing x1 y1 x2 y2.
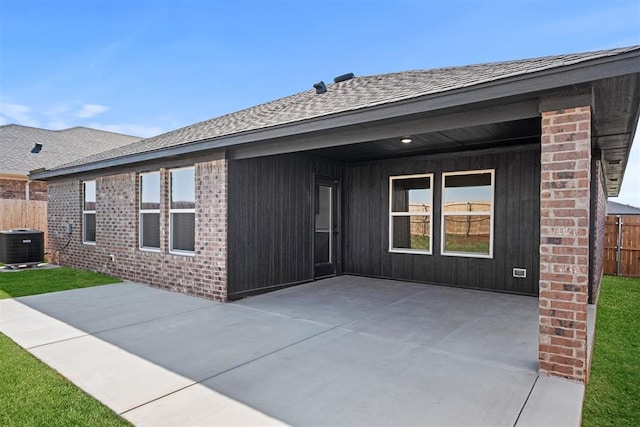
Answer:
539 106 591 382
195 159 228 300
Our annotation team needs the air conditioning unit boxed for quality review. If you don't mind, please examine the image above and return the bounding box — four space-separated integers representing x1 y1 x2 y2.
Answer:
0 229 44 267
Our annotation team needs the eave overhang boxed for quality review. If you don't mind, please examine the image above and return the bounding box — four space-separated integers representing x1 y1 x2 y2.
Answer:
30 49 640 194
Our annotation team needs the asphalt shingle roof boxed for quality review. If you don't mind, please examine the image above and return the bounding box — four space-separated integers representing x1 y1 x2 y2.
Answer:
608 201 640 215
51 46 640 171
0 125 141 175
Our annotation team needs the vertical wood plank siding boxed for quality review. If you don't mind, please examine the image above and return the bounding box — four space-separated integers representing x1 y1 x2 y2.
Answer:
343 147 541 295
228 146 540 298
227 153 342 298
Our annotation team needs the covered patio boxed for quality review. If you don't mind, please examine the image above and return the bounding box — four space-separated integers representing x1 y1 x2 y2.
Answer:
0 276 584 426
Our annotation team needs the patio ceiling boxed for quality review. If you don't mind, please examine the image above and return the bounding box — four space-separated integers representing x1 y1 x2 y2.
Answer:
307 117 541 163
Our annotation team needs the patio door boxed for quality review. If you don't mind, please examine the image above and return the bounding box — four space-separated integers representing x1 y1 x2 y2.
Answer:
314 176 340 278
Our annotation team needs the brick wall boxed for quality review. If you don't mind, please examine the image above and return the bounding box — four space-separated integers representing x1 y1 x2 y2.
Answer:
0 179 47 201
0 179 26 199
29 181 47 201
539 106 591 382
47 159 228 301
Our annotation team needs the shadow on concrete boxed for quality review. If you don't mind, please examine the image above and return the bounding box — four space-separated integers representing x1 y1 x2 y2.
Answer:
1 276 548 426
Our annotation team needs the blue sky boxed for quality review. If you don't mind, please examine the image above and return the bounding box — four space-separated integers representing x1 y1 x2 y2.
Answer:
1 0 639 204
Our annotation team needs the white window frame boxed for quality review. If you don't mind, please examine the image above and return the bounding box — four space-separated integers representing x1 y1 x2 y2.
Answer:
389 173 433 255
82 180 96 245
169 167 195 256
139 171 161 252
440 169 494 259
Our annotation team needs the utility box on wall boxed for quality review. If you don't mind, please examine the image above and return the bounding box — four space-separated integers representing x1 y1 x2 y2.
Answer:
0 229 45 266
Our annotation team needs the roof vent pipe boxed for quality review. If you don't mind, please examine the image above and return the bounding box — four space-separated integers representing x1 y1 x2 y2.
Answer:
313 81 327 94
333 73 354 83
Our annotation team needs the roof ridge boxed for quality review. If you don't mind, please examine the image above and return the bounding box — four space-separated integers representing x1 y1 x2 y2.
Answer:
0 123 141 139
0 123 51 131
358 45 640 79
57 126 142 139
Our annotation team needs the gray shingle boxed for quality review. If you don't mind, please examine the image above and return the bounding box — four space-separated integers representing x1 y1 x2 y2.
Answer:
52 46 639 170
608 201 640 215
0 125 141 175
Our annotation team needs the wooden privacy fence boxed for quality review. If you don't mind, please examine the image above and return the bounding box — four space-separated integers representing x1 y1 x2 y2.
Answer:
407 202 491 237
605 215 640 277
0 199 48 247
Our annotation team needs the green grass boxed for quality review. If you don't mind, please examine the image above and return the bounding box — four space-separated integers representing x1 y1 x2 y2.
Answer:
0 333 130 427
444 233 490 254
0 266 128 426
410 234 430 250
582 275 640 427
0 267 120 299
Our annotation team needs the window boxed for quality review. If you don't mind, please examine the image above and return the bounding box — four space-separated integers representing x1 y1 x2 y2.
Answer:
82 180 96 244
170 167 195 253
140 172 160 250
441 170 494 258
389 174 433 254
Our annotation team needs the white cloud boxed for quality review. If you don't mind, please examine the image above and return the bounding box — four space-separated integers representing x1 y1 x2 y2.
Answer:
75 104 109 118
0 102 40 127
0 98 163 137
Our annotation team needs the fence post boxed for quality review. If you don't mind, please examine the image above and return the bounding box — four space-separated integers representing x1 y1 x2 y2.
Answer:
616 215 622 277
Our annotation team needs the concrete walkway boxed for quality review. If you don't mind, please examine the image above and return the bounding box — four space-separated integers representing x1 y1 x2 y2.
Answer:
0 276 584 426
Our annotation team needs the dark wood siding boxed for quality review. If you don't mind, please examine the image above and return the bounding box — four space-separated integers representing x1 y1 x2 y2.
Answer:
343 145 541 296
227 153 342 299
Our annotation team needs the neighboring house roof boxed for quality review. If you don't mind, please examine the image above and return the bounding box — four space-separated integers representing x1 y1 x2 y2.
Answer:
0 124 141 176
32 46 640 196
608 201 640 215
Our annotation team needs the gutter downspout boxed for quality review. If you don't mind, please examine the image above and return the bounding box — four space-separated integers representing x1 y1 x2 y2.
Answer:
25 180 30 201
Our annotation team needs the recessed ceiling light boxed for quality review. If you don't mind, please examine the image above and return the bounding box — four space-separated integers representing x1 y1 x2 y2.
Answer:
401 137 412 144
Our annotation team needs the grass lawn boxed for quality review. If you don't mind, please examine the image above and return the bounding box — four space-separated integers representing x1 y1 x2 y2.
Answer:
0 334 130 426
410 234 430 250
0 266 120 299
582 275 640 426
0 266 128 426
444 233 490 254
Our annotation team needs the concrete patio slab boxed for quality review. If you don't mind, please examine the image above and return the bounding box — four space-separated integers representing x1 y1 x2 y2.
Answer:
90 303 331 381
12 281 215 334
0 277 586 426
200 327 537 427
29 334 194 414
235 275 427 326
0 298 86 348
516 375 585 427
123 382 288 426
344 283 539 372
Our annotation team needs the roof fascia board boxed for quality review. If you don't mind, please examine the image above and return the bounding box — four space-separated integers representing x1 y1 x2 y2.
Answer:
0 172 28 180
32 51 640 180
30 149 227 181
